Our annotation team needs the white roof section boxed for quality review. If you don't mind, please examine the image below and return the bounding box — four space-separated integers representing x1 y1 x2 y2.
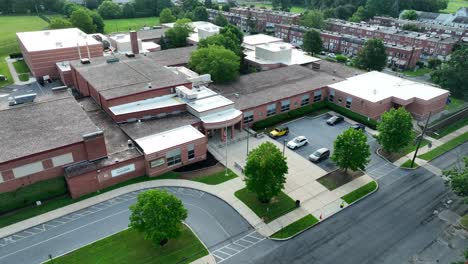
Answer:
109 94 184 116
163 21 220 43
245 42 320 66
56 61 71 72
329 71 449 103
135 125 205 154
187 94 234 113
141 41 160 52
242 34 283 50
17 28 101 52
200 108 242 124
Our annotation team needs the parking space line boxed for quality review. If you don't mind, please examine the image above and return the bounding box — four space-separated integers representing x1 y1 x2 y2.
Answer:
214 231 266 263
225 245 240 252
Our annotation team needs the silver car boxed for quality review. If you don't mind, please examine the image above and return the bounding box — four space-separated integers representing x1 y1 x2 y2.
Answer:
287 136 308 149
309 148 330 162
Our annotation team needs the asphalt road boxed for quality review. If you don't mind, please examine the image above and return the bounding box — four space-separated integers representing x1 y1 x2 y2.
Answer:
0 187 252 264
430 142 468 170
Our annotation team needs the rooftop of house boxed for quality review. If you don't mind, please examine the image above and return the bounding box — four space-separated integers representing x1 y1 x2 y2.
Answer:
243 34 283 50
0 96 100 164
245 42 321 66
17 28 101 52
70 54 189 100
328 71 449 103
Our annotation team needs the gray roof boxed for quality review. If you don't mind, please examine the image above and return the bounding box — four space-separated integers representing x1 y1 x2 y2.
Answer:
71 54 189 100
120 112 200 140
0 97 100 164
147 46 197 66
210 65 356 110
137 28 167 41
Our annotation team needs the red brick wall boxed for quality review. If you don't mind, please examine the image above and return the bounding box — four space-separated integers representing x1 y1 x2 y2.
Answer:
66 155 146 198
405 93 448 120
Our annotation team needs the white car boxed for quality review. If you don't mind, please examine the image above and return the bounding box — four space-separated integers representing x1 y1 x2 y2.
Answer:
287 136 308 149
328 53 336 58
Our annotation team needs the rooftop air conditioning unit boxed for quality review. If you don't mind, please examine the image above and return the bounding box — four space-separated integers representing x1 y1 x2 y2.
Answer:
80 58 90 64
125 52 135 58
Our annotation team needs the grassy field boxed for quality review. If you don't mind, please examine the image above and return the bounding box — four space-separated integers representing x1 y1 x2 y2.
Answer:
254 3 306 13
13 60 30 81
271 214 319 239
341 181 377 204
0 16 48 87
45 227 208 264
104 17 160 34
192 169 238 185
418 132 468 161
440 0 468 13
234 188 296 223
403 67 432 77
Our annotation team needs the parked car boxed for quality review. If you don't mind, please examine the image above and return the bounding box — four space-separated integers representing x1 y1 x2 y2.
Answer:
269 126 289 138
328 53 336 58
309 148 330 162
287 136 308 149
320 51 326 55
326 115 344 126
351 123 366 131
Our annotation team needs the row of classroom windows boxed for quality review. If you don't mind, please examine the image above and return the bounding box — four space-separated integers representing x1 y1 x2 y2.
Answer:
243 90 353 124
149 144 196 169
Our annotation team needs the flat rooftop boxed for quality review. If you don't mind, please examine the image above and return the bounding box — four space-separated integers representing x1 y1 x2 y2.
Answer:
146 46 197 66
245 43 321 66
109 94 184 116
243 34 283 50
329 71 449 103
0 97 100 163
137 28 167 40
135 125 205 154
71 54 189 100
187 95 234 113
17 28 101 52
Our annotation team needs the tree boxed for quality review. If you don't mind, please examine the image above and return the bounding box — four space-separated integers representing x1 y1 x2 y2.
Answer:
85 0 99 9
156 0 173 16
355 38 387 71
189 45 240 83
300 10 324 29
349 5 372 22
49 17 73 29
97 0 122 19
214 13 228 27
335 4 355 20
160 8 176 23
243 142 288 203
193 6 209 21
377 108 413 153
246 13 257 33
332 128 371 173
204 0 212 9
182 0 201 12
443 157 468 202
198 32 242 55
129 189 188 245
431 45 468 100
302 29 322 55
402 23 423 32
89 11 105 33
71 8 96 33
164 18 193 48
427 57 442 69
63 2 81 17
122 2 136 18
221 4 230 12
220 24 244 44
401 10 418 20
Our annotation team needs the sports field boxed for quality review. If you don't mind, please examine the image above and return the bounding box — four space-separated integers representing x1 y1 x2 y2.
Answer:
440 0 468 13
104 17 160 33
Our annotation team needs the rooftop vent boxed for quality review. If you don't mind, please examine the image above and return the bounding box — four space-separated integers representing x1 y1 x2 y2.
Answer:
125 52 135 58
55 42 63 47
106 57 120 63
80 58 90 64
148 82 152 88
44 31 50 36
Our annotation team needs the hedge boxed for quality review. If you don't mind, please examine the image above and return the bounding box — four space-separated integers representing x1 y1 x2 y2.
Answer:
252 101 327 130
9 53 23 59
0 177 68 214
325 101 378 129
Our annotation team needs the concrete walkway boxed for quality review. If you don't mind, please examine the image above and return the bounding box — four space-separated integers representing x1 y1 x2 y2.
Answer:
5 58 36 85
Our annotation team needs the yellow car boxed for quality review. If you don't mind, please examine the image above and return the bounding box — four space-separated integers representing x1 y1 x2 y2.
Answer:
269 126 289 138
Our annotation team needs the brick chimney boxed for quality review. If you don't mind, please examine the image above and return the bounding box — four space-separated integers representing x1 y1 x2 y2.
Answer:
130 30 139 54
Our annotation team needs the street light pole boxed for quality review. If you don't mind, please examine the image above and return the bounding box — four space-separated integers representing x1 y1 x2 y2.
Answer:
283 139 286 157
246 129 250 157
411 112 432 168
225 125 228 177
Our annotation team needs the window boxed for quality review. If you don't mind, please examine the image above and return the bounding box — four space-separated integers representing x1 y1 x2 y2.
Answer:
266 103 276 116
166 148 182 167
243 111 254 124
281 99 290 112
150 158 165 168
52 153 74 167
329 90 335 102
314 90 322 102
301 94 310 106
346 97 352 108
13 162 44 178
187 144 195 160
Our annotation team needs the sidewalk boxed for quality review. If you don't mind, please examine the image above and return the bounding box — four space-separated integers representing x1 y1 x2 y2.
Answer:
5 57 36 85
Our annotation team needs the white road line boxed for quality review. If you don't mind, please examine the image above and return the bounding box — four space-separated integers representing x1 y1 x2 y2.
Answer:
215 232 266 263
0 209 128 261
232 241 247 249
239 238 254 245
184 203 230 237
225 245 240 252
23 231 37 235
12 234 24 239
212 253 225 261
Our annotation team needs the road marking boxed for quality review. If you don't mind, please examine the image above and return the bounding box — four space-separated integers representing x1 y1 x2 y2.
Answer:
0 209 128 261
212 231 265 263
184 203 230 237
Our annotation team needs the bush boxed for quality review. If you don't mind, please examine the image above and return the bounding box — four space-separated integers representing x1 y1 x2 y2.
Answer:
0 177 68 214
416 61 424 68
9 53 23 59
325 101 378 129
336 54 348 63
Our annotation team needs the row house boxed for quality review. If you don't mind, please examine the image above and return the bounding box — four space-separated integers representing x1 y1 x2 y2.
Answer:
207 9 266 32
230 7 300 28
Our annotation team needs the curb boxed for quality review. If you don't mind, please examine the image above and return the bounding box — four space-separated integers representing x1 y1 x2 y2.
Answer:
184 223 217 264
269 180 379 241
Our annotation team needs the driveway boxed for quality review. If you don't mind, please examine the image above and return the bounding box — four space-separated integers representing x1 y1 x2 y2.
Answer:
0 187 252 264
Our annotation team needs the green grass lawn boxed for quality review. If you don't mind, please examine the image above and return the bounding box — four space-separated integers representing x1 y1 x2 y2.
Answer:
400 159 419 169
403 67 432 77
0 15 48 88
45 227 208 264
104 17 160 34
461 214 468 230
192 169 238 185
12 60 30 73
271 214 319 239
234 188 296 223
341 181 377 204
445 97 466 112
254 3 306 13
418 132 468 161
440 0 468 13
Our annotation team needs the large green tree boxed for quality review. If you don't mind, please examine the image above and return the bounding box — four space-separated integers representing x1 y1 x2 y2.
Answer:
129 190 188 245
49 17 73 29
214 13 229 27
182 0 201 11
71 8 97 33
160 8 176 23
189 45 240 83
243 142 288 203
356 38 387 71
300 10 324 29
431 45 468 100
401 10 418 20
377 108 413 153
122 2 136 18
89 11 105 33
164 18 193 48
220 24 244 44
332 128 371 173
193 6 209 21
198 31 242 55
302 29 322 55
97 0 122 19
443 157 468 202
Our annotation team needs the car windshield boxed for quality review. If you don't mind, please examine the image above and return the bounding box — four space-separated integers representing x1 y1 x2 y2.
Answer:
313 151 321 156
294 138 301 142
331 117 337 121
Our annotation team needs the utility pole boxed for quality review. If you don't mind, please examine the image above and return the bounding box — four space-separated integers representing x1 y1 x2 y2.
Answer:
282 139 286 157
225 125 228 176
411 112 432 168
246 128 250 157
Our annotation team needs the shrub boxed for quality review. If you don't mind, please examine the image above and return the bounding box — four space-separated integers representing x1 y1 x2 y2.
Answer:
0 177 68 214
9 53 23 59
336 54 348 63
325 101 378 129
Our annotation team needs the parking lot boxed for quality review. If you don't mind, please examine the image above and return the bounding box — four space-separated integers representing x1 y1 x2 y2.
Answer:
272 113 379 172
